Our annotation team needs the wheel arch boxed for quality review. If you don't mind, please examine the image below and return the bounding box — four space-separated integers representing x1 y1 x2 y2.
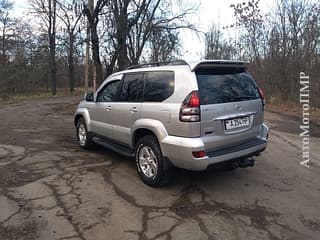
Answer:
74 108 91 131
131 119 168 149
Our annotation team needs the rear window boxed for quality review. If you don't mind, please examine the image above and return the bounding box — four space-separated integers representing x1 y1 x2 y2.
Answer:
196 68 260 105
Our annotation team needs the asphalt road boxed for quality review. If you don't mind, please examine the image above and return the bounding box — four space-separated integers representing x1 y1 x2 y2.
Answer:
0 96 319 240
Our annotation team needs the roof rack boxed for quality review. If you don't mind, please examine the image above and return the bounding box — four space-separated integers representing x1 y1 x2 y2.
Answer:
127 60 188 70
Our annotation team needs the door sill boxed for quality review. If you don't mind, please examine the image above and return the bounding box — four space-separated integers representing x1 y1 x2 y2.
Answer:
92 137 134 158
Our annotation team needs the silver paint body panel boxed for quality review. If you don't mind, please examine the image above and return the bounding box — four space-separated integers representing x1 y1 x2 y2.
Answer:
74 61 269 170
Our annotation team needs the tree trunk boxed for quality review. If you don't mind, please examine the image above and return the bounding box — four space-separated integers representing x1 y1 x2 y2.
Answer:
68 33 74 92
116 8 129 70
2 25 6 65
48 0 57 95
91 21 102 88
49 36 56 95
117 35 129 70
84 20 90 92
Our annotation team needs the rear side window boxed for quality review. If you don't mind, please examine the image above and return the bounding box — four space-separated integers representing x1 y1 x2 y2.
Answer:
196 68 260 105
143 71 174 102
118 73 144 102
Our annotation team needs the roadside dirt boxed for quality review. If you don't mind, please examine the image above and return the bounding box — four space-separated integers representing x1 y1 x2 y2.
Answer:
265 103 320 137
0 96 319 240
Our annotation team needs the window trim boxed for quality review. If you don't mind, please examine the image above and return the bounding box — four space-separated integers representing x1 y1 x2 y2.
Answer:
111 70 175 103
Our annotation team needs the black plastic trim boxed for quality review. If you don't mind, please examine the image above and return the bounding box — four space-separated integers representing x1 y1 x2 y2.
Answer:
127 60 187 70
92 136 134 158
206 138 267 158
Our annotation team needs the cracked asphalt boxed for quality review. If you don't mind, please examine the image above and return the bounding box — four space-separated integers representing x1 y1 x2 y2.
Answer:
0 96 320 240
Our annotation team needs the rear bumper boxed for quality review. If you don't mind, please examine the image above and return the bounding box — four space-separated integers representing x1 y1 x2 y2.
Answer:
160 123 269 171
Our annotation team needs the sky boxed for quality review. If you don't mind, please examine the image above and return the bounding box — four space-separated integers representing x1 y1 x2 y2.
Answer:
12 0 269 61
180 0 270 61
180 0 239 60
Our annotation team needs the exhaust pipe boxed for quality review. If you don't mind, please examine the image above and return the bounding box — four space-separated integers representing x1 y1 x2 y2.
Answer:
238 157 255 168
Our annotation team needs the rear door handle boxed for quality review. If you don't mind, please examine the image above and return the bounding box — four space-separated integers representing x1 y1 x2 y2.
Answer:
130 107 138 113
106 106 112 111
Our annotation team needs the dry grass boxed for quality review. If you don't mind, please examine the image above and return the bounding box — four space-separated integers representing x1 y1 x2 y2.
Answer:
0 88 85 103
266 102 320 125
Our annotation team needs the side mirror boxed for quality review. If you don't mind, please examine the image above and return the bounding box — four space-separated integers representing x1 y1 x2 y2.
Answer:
85 92 94 102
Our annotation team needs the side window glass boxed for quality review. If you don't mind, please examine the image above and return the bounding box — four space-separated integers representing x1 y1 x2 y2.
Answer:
119 73 144 102
143 71 174 102
97 80 120 102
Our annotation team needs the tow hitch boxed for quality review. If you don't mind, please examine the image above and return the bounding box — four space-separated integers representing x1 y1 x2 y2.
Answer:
238 157 255 168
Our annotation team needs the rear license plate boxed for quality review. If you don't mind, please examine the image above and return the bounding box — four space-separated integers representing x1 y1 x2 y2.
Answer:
225 116 250 130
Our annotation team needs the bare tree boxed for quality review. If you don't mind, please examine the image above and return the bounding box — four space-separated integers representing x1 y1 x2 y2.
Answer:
102 0 197 74
149 27 180 62
29 0 57 95
224 0 320 106
84 0 107 87
48 0 56 95
230 0 264 62
127 0 197 66
205 24 236 60
0 0 13 65
56 0 83 92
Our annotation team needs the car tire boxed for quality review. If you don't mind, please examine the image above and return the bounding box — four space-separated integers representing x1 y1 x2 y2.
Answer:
76 118 94 149
135 135 172 187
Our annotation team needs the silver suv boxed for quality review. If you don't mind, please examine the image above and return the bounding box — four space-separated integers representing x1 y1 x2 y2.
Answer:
74 60 269 187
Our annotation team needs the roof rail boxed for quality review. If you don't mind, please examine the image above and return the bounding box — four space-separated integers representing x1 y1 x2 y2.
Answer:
127 59 188 70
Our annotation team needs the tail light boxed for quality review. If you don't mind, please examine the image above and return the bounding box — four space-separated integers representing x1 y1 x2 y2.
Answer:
258 88 265 106
179 91 200 122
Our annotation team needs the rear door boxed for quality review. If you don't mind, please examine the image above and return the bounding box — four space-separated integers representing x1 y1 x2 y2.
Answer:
112 72 144 146
196 67 263 150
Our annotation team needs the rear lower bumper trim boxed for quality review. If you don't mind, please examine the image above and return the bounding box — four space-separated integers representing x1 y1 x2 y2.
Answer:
206 138 267 158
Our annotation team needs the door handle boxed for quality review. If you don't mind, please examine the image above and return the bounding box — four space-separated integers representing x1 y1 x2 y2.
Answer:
106 106 112 111
130 107 138 113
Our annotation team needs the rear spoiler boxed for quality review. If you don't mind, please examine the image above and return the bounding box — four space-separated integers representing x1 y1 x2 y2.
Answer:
189 60 249 71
